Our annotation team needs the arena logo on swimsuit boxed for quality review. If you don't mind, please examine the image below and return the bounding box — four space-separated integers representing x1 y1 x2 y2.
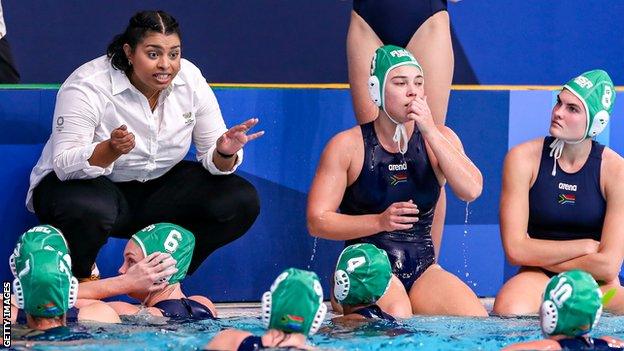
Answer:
558 182 577 192
388 163 407 171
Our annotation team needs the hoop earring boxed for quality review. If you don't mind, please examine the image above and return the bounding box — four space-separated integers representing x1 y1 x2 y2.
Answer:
128 59 132 66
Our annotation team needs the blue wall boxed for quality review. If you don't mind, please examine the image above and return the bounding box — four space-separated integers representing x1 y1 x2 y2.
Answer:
3 1 623 85
3 87 621 301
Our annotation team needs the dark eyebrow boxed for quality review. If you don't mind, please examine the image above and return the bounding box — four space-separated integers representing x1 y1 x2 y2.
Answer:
144 44 181 50
567 103 581 110
391 75 423 79
557 94 581 110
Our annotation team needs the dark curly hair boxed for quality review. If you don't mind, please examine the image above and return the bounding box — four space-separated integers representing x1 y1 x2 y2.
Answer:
106 10 181 74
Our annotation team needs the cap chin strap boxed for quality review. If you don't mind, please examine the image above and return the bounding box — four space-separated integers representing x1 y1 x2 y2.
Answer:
383 108 408 155
548 135 585 177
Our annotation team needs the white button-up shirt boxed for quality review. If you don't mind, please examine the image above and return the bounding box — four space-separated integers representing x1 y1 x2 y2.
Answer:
26 55 242 211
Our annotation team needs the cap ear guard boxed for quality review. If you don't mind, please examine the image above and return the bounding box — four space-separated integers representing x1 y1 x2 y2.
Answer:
592 304 603 330
9 253 17 277
68 276 79 308
368 76 382 107
13 256 30 309
9 242 23 278
13 278 25 309
333 270 350 302
309 303 327 335
587 110 609 137
261 290 272 329
540 300 559 335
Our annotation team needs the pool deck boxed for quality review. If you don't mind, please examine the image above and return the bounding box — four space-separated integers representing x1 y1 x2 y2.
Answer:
215 298 495 318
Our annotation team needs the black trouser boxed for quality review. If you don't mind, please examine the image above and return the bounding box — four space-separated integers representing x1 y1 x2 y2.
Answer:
32 161 260 278
0 36 20 83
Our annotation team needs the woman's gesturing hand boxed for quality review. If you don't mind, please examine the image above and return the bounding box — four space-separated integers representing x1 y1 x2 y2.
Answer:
216 118 264 156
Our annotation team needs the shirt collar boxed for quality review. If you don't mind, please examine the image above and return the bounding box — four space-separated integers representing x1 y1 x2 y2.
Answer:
110 63 133 96
164 73 186 96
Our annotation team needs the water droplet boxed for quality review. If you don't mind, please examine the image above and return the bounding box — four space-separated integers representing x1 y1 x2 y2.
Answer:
462 201 474 287
307 237 319 269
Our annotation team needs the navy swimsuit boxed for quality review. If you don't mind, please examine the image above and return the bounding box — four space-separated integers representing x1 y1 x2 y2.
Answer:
153 298 215 320
342 122 440 290
352 304 395 321
558 336 623 350
353 0 448 47
528 137 605 275
238 335 264 351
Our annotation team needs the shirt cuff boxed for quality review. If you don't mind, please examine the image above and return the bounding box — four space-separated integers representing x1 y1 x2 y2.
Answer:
203 143 243 175
79 142 114 177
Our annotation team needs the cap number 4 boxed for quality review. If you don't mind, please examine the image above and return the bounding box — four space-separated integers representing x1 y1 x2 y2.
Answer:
346 257 366 273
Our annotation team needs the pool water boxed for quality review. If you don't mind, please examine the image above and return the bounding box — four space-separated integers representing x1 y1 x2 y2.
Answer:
8 306 624 350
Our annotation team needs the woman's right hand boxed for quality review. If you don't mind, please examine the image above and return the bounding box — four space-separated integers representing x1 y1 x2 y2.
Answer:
583 239 601 255
109 124 135 155
378 200 419 232
124 252 178 293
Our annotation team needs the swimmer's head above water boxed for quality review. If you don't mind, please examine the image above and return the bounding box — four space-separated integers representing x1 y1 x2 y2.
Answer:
261 268 327 336
368 45 424 154
13 249 78 319
540 269 614 337
118 223 195 300
334 243 392 307
557 70 615 141
548 70 615 175
368 44 423 111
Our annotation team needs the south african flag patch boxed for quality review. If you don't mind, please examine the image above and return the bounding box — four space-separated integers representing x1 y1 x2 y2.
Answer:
558 194 576 205
389 173 407 186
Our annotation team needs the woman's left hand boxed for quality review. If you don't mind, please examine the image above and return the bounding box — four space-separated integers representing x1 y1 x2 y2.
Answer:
216 118 264 156
406 96 437 135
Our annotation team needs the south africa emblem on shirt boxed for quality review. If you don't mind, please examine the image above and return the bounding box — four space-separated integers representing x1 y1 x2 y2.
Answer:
182 112 194 125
